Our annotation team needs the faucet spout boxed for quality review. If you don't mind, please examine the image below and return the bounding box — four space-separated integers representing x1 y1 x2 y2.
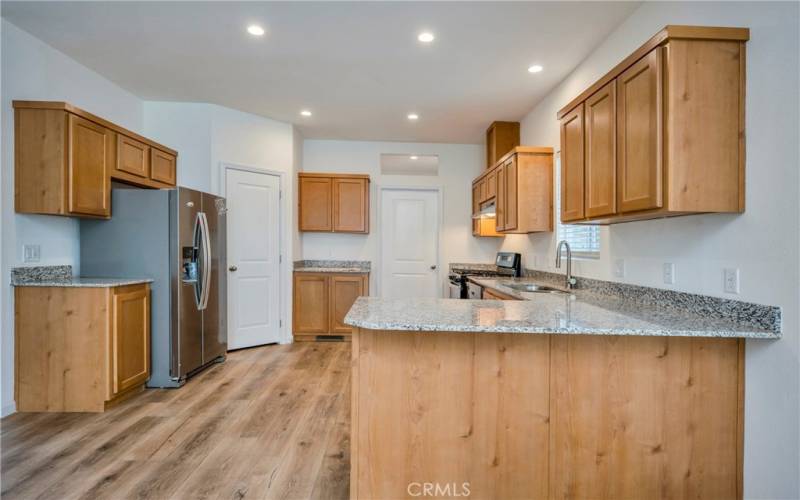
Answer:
555 240 576 289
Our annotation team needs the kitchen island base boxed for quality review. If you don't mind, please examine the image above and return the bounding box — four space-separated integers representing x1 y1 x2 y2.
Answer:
351 329 743 499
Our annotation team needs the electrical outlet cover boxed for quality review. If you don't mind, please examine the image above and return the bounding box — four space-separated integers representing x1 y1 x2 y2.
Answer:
613 259 625 278
724 268 740 294
23 244 41 263
662 262 675 285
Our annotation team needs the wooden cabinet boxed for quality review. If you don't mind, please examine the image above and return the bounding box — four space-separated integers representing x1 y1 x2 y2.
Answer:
298 173 369 233
557 26 748 224
293 272 369 340
150 148 177 186
14 101 178 218
472 146 553 235
15 283 151 412
485 121 520 169
68 114 112 217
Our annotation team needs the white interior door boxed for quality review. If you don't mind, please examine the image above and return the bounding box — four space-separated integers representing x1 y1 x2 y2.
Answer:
226 168 281 349
380 188 440 298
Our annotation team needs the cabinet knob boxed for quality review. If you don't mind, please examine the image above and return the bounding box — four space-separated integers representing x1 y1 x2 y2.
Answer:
228 265 238 272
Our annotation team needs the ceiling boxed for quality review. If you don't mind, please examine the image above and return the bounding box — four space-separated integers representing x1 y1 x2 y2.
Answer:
1 1 639 144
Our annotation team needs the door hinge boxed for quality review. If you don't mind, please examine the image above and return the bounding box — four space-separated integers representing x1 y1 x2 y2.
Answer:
279 320 283 328
279 190 283 199
279 254 283 263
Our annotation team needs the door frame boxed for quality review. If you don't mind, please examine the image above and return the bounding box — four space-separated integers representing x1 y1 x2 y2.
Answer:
220 163 289 345
377 186 443 298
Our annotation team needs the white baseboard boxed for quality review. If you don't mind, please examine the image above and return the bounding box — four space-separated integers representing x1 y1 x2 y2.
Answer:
1 402 17 417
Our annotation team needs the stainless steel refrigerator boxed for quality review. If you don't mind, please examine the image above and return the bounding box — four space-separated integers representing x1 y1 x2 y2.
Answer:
80 186 227 388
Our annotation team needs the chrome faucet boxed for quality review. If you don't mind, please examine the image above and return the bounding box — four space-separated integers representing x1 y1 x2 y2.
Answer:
556 240 577 289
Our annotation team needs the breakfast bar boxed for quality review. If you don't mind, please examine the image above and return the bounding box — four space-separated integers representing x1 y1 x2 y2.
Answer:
344 284 780 500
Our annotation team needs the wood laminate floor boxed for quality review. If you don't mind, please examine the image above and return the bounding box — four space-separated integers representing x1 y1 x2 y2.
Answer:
1 342 351 500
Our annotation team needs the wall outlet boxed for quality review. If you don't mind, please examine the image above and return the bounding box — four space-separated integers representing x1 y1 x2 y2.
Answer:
724 268 740 294
613 259 625 278
23 244 41 263
662 262 675 285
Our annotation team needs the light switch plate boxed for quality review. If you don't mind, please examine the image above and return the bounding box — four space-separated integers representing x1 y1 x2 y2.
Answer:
724 268 740 294
613 259 625 278
662 262 675 285
23 244 40 263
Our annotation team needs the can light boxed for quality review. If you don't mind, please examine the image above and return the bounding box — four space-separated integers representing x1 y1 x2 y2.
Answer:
528 64 543 74
247 25 265 36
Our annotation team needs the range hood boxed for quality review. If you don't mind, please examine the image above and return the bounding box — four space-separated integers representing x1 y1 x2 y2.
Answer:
473 201 496 219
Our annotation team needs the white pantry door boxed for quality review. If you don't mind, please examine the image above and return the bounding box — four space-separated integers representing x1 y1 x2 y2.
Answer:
226 168 281 349
380 188 440 298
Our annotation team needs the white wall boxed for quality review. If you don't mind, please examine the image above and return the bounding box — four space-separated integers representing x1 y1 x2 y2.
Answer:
509 2 799 497
302 140 502 296
0 19 146 416
143 102 299 343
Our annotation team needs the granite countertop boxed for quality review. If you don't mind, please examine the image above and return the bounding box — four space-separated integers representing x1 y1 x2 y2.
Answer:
294 260 370 274
11 265 152 288
344 276 780 339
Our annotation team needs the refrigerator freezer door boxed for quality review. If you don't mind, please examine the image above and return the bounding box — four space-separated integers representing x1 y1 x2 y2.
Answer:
175 187 204 379
202 192 227 363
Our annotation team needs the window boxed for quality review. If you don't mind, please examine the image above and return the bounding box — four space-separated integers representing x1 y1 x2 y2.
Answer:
554 153 600 258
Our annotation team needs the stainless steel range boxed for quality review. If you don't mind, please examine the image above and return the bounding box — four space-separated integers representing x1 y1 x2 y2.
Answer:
448 252 522 299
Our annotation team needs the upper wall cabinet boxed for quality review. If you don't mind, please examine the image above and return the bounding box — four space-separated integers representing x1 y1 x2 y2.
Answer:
299 173 370 233
14 101 178 218
485 121 520 169
472 146 553 236
557 25 749 225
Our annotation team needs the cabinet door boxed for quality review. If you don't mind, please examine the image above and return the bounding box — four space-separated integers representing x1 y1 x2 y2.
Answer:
329 275 367 334
486 170 497 200
68 114 111 217
617 48 663 213
472 182 480 236
496 166 506 230
293 274 329 333
150 148 177 186
503 158 518 231
111 285 150 395
117 135 150 178
299 176 333 231
585 81 617 218
333 177 369 233
559 104 585 222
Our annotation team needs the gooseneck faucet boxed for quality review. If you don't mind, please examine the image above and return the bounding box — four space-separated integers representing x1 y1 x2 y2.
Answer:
556 240 577 289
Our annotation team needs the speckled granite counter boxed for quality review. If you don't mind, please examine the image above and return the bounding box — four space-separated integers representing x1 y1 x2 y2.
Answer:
11 265 152 288
344 276 780 339
293 260 370 273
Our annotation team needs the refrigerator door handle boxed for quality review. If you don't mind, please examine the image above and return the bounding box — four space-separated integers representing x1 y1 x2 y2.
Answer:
197 211 212 311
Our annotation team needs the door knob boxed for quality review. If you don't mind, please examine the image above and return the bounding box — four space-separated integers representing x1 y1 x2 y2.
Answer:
430 265 437 270
229 265 238 272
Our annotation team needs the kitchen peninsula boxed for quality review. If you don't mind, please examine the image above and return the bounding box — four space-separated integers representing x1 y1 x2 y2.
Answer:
345 280 780 499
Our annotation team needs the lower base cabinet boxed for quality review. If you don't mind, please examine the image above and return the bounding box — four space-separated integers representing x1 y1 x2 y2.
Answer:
293 272 369 341
15 283 150 412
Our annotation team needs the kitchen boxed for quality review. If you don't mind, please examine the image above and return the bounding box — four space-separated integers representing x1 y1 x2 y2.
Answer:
1 2 798 500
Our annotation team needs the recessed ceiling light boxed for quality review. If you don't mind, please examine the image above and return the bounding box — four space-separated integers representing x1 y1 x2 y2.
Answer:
300 110 312 117
247 25 265 36
528 64 543 74
418 32 435 43
410 155 419 160
407 113 419 121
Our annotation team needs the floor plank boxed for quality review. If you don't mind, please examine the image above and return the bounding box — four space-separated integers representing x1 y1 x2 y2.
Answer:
0 342 351 500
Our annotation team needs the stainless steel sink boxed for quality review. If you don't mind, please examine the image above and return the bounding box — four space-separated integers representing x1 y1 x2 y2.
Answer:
501 282 571 295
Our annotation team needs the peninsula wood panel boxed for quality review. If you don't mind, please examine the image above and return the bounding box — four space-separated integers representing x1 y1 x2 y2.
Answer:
549 335 742 500
585 80 617 217
351 329 744 499
351 330 550 500
559 104 585 222
333 177 369 233
617 47 663 214
68 114 112 217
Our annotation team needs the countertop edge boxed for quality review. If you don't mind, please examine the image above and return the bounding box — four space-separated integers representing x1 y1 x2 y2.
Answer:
12 278 154 288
